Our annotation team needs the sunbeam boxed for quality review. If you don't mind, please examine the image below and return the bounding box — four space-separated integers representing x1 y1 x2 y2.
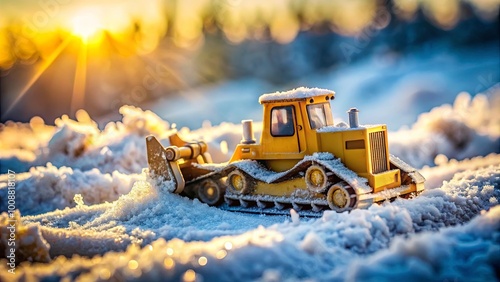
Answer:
71 39 88 113
1 36 72 119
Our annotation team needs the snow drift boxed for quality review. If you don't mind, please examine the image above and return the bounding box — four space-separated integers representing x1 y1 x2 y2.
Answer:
0 164 142 215
389 91 500 168
0 159 498 281
0 106 175 175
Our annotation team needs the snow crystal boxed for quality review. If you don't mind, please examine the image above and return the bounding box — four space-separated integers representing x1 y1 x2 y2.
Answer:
74 194 85 207
290 209 300 225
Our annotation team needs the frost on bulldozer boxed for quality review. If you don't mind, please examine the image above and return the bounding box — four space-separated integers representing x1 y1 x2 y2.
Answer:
146 87 425 215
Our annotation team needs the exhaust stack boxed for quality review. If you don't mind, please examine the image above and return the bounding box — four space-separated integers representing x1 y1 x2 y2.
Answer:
241 120 256 144
348 108 360 128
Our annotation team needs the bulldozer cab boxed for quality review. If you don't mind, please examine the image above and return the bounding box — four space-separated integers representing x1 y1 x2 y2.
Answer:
260 92 335 155
249 89 336 171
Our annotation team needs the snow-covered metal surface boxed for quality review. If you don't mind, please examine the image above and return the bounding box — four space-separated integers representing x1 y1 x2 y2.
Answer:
224 193 329 207
389 154 418 173
220 201 326 217
317 124 385 133
258 87 334 103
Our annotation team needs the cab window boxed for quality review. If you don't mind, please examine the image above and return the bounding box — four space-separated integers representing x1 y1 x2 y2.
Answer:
307 103 330 129
271 106 295 136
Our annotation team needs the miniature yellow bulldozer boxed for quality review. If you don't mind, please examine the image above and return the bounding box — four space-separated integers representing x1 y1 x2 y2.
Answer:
146 87 425 214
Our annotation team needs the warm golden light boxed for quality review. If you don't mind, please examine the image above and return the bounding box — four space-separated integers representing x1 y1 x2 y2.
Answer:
0 0 496 123
198 256 208 266
128 259 139 270
2 36 72 119
182 269 197 282
163 257 175 269
215 249 227 259
71 11 104 42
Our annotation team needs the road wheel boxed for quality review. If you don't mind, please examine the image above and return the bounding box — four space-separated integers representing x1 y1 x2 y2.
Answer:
327 181 356 212
227 170 254 195
305 165 328 193
198 179 224 205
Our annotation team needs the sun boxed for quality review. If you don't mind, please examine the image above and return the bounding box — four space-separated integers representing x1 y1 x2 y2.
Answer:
71 11 104 42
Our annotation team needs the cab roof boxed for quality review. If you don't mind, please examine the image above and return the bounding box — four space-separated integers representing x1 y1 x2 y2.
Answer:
259 87 335 104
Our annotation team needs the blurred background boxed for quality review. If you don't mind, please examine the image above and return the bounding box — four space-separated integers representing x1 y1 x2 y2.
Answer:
0 0 498 129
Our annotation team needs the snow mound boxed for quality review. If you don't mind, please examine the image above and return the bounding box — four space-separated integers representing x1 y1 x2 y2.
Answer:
0 117 54 173
0 106 176 174
343 205 500 282
0 163 142 215
0 211 50 264
21 177 285 257
421 153 500 189
0 117 54 154
394 162 500 232
37 106 175 174
390 91 500 168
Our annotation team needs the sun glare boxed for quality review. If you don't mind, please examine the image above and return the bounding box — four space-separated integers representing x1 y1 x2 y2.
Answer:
71 12 104 42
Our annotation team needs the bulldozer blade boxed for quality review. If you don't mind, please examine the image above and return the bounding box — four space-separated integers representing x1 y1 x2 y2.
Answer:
146 135 185 194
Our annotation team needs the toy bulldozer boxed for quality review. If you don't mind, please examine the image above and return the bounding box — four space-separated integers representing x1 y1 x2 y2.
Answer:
147 87 424 214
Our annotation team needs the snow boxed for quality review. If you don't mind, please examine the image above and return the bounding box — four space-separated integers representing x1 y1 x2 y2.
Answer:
421 153 500 189
0 211 50 264
317 123 384 132
0 164 143 215
389 91 500 168
343 205 500 281
258 87 334 103
0 161 498 280
0 106 177 174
